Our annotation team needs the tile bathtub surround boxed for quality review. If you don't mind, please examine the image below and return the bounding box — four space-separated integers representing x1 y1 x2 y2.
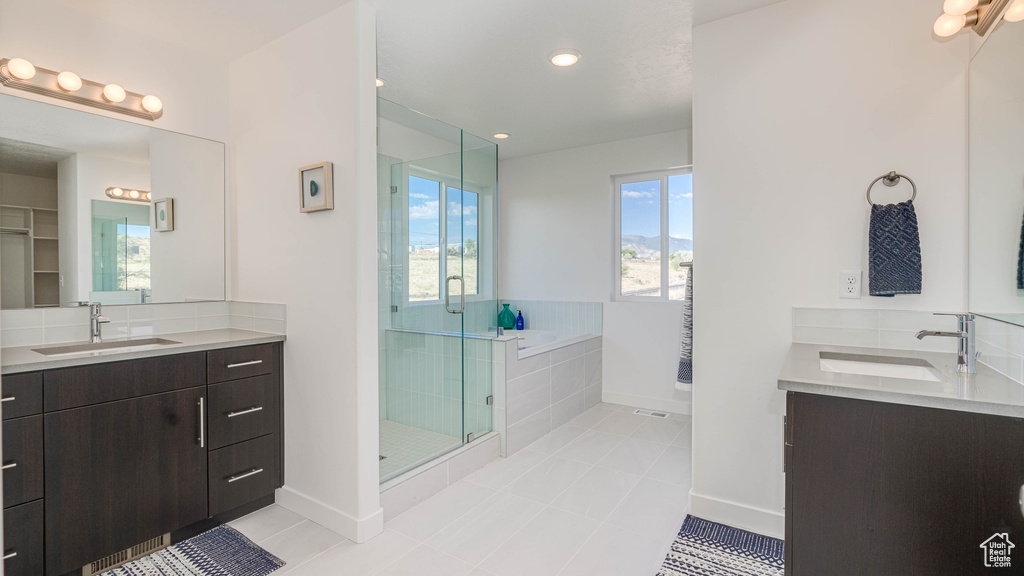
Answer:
792 308 959 354
499 300 602 336
496 336 603 457
0 300 286 347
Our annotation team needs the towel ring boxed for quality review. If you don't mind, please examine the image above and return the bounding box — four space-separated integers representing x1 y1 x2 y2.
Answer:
866 171 916 206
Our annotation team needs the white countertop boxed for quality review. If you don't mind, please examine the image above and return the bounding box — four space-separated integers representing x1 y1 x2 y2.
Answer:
777 343 1024 418
1 328 286 374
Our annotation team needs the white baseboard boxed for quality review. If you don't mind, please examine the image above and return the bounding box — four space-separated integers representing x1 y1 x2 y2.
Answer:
688 490 784 539
276 486 383 543
602 390 692 415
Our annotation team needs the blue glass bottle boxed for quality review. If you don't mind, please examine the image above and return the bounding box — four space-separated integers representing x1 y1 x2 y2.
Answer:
516 311 524 330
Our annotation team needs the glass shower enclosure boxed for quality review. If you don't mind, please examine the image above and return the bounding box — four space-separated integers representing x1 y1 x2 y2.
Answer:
377 98 498 482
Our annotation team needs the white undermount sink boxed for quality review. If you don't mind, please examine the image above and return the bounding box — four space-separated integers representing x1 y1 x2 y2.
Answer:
32 338 181 357
818 351 942 382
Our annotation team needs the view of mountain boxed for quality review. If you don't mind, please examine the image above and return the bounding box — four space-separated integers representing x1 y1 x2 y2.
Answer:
622 234 692 258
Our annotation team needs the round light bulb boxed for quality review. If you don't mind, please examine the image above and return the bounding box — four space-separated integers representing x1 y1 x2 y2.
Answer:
933 13 967 37
142 192 151 200
6 58 36 80
103 83 126 103
549 49 581 67
141 94 162 113
1006 0 1024 22
109 187 124 197
942 0 978 16
56 71 82 91
376 78 385 87
493 133 510 139
128 190 140 199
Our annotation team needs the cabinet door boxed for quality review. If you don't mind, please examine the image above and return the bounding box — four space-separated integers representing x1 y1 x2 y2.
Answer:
44 386 208 576
788 393 1024 576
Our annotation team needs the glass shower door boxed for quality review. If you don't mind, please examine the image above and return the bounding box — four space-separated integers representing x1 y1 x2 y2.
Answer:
379 156 466 482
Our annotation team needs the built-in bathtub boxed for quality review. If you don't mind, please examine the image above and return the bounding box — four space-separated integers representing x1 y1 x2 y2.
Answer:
513 329 596 359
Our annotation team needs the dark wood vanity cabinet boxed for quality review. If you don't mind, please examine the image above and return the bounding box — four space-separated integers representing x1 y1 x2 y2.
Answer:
785 392 1024 576
1 341 284 576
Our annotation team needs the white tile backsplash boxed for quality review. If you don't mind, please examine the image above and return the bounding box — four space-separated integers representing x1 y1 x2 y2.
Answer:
976 315 1024 384
792 308 956 353
1 300 286 347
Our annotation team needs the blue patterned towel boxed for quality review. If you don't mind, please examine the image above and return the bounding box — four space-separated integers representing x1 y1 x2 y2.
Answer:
869 200 922 297
1017 211 1024 290
676 269 693 391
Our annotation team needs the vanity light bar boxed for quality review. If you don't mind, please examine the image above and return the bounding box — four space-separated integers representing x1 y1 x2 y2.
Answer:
0 57 163 121
106 187 152 203
932 0 1013 38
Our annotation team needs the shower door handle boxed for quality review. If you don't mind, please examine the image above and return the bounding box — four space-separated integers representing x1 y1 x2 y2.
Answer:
445 275 465 314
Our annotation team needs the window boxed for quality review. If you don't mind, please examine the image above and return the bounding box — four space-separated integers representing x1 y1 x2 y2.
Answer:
614 168 693 301
407 174 480 303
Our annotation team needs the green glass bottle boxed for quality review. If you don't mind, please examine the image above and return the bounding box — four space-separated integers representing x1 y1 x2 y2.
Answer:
498 303 516 330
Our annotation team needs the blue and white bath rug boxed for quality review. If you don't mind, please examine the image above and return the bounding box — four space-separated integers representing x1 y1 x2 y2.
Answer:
657 515 784 576
102 525 285 576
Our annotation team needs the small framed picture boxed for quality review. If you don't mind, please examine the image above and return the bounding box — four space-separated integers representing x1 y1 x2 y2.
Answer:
153 198 175 232
299 161 334 213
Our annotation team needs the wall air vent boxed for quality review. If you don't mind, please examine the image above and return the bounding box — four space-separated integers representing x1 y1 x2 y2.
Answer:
83 533 169 576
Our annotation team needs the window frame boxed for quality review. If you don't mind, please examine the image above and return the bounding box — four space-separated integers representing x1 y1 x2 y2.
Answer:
403 167 485 307
612 166 693 302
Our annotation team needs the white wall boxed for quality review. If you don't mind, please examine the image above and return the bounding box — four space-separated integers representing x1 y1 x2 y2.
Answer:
230 1 381 543
58 156 78 305
692 0 970 536
499 130 693 413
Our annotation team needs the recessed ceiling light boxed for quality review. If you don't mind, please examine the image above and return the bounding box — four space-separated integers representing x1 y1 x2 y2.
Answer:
376 78 385 87
549 49 581 67
493 133 510 139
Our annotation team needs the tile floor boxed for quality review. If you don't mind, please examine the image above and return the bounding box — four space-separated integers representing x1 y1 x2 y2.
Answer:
379 419 463 481
231 403 692 576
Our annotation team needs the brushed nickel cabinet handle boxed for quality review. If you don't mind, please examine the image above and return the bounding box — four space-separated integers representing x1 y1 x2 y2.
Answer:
0 396 14 403
1019 484 1024 518
227 406 264 418
0 462 16 470
227 468 264 483
227 360 263 369
2 552 16 560
198 397 205 448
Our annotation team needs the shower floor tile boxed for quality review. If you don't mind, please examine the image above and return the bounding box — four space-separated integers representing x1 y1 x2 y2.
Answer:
380 420 463 481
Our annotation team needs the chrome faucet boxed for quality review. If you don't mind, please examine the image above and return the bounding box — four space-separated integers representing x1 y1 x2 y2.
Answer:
915 313 977 374
89 303 110 344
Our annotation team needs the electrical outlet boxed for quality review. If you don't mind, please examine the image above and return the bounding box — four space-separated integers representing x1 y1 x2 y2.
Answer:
839 270 861 299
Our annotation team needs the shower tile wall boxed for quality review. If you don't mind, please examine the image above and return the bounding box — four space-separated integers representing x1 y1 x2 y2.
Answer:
384 330 493 439
499 300 603 335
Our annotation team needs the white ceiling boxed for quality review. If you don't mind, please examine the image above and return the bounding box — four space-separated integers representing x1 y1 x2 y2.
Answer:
48 0 786 158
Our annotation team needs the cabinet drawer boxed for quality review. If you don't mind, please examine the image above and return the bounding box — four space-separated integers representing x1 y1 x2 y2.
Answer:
209 434 278 516
1 372 42 420
4 499 44 576
208 375 276 449
3 415 44 508
207 344 275 384
44 352 206 411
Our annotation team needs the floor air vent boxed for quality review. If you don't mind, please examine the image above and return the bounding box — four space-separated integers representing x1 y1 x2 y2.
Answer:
634 409 670 419
83 533 169 576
